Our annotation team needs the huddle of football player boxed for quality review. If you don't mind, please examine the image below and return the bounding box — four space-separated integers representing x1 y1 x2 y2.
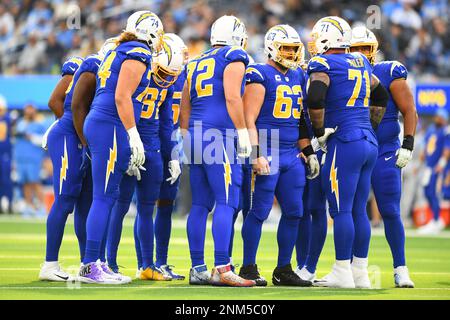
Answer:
38 10 417 288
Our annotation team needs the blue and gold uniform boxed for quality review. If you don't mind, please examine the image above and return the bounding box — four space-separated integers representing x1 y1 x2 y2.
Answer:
442 127 450 200
82 40 153 265
241 63 307 267
185 45 249 267
0 111 12 208
307 52 378 261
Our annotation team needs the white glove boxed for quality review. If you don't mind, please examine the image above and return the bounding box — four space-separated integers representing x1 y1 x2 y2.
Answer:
317 127 337 151
126 163 146 181
166 159 181 185
237 128 252 158
42 120 59 150
395 148 412 169
127 126 145 167
306 154 320 179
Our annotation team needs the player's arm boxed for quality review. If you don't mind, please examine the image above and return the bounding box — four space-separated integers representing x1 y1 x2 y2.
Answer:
159 91 176 159
48 75 72 118
116 59 146 166
369 74 389 130
72 72 96 146
179 81 190 137
224 61 251 157
243 82 269 175
298 111 320 179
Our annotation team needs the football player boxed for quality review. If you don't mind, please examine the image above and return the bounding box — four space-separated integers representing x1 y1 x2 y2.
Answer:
440 127 450 202
239 24 318 287
0 96 12 214
306 16 388 288
79 11 163 284
350 26 417 287
154 33 188 280
180 15 255 287
106 36 183 281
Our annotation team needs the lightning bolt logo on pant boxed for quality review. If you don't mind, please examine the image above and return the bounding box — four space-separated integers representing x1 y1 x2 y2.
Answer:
59 137 68 195
105 127 117 193
330 146 340 212
223 146 232 204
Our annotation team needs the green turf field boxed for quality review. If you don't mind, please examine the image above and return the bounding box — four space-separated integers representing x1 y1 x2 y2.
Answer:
0 216 449 300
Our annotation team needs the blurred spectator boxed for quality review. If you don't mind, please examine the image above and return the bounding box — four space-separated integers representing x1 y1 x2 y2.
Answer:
390 0 422 30
14 104 47 217
0 95 13 214
44 33 65 74
0 4 14 46
23 0 53 38
17 32 46 73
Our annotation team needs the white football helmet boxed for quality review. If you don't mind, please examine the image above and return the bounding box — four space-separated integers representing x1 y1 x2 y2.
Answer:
164 33 189 65
210 15 247 48
264 24 304 69
98 37 118 59
152 36 184 88
125 11 164 53
308 16 352 56
350 26 379 64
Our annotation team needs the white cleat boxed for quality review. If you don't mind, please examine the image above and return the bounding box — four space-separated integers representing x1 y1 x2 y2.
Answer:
351 264 371 289
39 261 74 282
394 266 415 288
98 261 132 284
313 263 355 288
417 219 445 235
295 266 316 282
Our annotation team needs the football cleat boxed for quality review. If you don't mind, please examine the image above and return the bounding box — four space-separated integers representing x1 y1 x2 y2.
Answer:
39 261 74 282
314 263 355 288
210 264 255 287
77 262 122 285
140 265 172 281
99 261 132 284
239 264 267 286
351 263 371 289
272 264 312 287
394 266 415 288
417 219 445 235
159 265 185 280
295 266 316 282
136 268 143 279
189 264 211 285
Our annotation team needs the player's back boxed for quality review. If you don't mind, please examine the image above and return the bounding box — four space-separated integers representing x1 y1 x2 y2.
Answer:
373 61 408 147
246 63 307 150
91 41 153 124
186 45 249 134
307 52 374 139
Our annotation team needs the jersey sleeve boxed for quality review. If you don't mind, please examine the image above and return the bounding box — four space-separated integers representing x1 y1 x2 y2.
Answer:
245 64 265 85
159 88 176 159
390 61 408 80
61 56 83 76
123 42 153 65
307 55 330 75
224 46 250 66
78 55 101 75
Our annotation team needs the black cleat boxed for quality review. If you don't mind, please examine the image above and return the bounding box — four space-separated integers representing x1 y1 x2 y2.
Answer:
272 264 312 287
239 264 267 287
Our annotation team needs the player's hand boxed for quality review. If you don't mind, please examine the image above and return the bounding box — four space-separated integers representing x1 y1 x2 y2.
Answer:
127 126 145 167
306 154 320 179
237 128 252 158
395 148 412 169
42 120 59 150
317 127 337 152
126 163 146 181
253 156 270 175
166 159 181 185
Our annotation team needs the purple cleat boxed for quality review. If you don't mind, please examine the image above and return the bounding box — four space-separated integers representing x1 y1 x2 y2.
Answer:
78 262 122 285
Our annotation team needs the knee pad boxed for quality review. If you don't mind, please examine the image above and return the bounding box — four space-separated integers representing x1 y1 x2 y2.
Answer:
54 194 77 215
248 206 271 223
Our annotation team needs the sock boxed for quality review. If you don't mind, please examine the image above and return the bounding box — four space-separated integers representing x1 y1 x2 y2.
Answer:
228 209 240 259
277 215 300 267
336 259 351 269
333 212 354 261
305 208 327 273
45 195 76 262
137 201 155 269
241 209 266 266
352 256 368 268
83 197 115 264
106 199 130 270
74 193 90 263
134 214 142 269
296 212 311 268
187 205 209 267
383 215 406 268
352 212 371 259
212 204 233 266
154 203 174 267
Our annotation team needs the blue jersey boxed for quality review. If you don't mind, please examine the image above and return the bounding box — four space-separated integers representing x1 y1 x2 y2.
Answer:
186 46 249 134
0 113 12 153
61 56 83 77
59 54 102 133
373 61 408 151
171 71 186 129
90 41 153 124
307 52 375 141
424 124 447 167
245 63 307 149
137 75 175 157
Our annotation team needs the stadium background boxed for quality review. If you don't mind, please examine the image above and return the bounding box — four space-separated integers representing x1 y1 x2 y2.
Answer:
0 0 449 227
